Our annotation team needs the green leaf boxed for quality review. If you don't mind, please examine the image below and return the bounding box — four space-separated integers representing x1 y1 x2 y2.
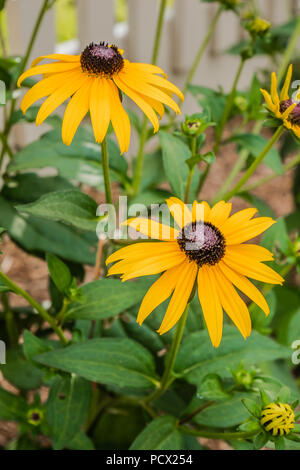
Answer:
261 217 289 255
188 85 227 123
1 347 44 390
46 375 92 450
130 416 185 450
0 195 95 265
254 432 269 450
242 398 261 418
159 131 199 200
66 431 95 450
16 190 100 232
46 253 72 293
0 387 28 422
7 129 127 188
131 189 171 206
23 330 55 363
175 326 290 386
229 134 283 175
35 338 158 390
197 374 230 401
65 278 152 321
2 173 75 204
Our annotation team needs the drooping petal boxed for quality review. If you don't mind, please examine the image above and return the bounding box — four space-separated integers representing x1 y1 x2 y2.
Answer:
122 218 179 240
119 68 181 114
197 266 223 347
113 75 160 132
36 70 88 126
17 62 81 87
224 217 276 245
223 253 284 285
209 201 232 227
271 72 279 105
280 64 293 101
219 261 269 315
107 79 130 154
90 77 111 143
260 88 276 112
157 259 197 334
139 94 165 119
212 265 252 339
61 79 92 145
166 197 192 228
137 262 186 325
138 72 184 101
106 241 180 265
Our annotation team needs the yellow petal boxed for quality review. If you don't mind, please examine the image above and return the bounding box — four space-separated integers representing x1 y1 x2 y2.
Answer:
225 217 276 245
20 73 64 114
140 72 184 101
271 72 279 105
90 77 111 143
115 251 186 281
226 244 274 262
282 102 296 120
167 197 192 228
219 261 269 315
220 208 258 235
280 64 293 101
106 241 179 265
113 75 159 132
223 254 284 285
31 54 81 67
139 94 165 119
209 201 232 227
197 266 223 347
17 62 81 87
107 79 130 154
119 68 181 114
157 259 197 334
61 79 92 145
192 201 211 223
137 262 185 325
122 217 179 240
128 62 168 78
260 89 276 113
35 70 88 126
212 265 251 339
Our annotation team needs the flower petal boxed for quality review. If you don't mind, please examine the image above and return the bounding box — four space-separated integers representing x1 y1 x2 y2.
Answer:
226 244 274 262
209 201 232 227
17 62 81 87
197 266 223 347
137 262 185 325
280 64 293 101
220 208 258 235
224 217 276 245
122 217 179 240
167 197 192 228
106 241 180 265
90 77 111 143
192 201 211 223
212 265 251 339
260 88 276 113
157 259 197 334
219 261 269 315
107 79 130 154
271 72 279 105
31 54 81 67
223 254 284 285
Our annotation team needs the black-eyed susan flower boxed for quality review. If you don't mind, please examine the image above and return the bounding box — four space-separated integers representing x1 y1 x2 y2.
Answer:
261 403 295 437
106 197 284 347
17 42 183 153
260 64 300 139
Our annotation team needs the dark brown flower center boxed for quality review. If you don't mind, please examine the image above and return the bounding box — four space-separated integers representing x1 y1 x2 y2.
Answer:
80 42 124 76
177 222 226 267
280 99 300 124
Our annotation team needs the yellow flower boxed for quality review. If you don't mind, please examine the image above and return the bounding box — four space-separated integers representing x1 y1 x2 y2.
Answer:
17 42 183 153
260 64 300 139
261 403 295 436
106 198 284 347
248 17 271 35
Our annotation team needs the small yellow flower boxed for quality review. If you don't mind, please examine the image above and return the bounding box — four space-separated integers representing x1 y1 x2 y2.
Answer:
18 42 183 153
27 408 44 426
261 403 295 436
106 198 284 347
248 17 271 35
260 64 300 139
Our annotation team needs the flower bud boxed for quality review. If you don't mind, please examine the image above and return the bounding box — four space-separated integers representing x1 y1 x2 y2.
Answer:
260 403 295 436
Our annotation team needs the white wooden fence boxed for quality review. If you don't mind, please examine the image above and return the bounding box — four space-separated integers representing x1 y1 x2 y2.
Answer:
3 0 299 147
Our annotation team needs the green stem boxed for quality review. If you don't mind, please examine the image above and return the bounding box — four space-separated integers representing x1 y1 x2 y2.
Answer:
144 303 190 404
179 425 259 440
182 5 223 98
57 297 70 326
242 152 300 193
277 15 300 84
196 163 211 197
184 137 197 204
131 0 168 197
100 137 112 205
222 125 284 201
214 58 246 154
0 0 51 166
0 271 68 346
